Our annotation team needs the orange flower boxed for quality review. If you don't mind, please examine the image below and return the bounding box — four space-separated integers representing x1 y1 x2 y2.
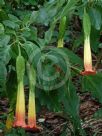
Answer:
81 36 96 75
26 64 41 132
26 89 40 131
28 90 36 128
13 55 26 128
13 80 26 128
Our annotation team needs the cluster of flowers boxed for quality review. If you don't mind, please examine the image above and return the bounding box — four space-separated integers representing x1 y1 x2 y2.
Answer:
10 9 96 133
13 56 41 132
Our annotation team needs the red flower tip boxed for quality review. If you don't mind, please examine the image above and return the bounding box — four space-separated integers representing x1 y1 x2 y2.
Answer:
80 70 96 76
25 125 42 132
13 121 27 128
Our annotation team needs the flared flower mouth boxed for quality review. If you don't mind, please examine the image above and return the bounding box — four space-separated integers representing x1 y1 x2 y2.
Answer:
81 36 96 76
13 55 27 128
80 69 96 75
25 125 42 132
26 64 42 132
13 120 27 128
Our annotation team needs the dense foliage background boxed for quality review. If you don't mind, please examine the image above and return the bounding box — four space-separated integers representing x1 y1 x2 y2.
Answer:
1 0 102 135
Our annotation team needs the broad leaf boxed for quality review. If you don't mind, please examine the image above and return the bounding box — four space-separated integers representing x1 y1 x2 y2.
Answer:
23 41 41 67
0 34 11 92
82 73 102 103
89 8 102 30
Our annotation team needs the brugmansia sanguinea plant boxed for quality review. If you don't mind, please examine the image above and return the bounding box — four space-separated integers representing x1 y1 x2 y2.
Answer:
81 9 96 75
26 63 41 131
57 16 66 48
13 47 26 128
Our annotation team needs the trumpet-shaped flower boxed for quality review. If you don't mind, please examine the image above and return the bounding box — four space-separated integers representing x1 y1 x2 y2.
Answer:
26 89 40 131
13 80 26 128
81 36 96 75
13 55 26 128
26 63 41 131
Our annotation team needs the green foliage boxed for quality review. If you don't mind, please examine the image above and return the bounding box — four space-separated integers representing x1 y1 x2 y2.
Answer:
63 81 86 135
5 128 28 136
82 73 102 103
6 69 17 104
89 7 102 30
0 0 102 135
0 24 11 93
94 108 102 119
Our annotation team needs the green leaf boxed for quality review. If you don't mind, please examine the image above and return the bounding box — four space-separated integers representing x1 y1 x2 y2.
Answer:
0 9 8 21
29 11 38 24
63 81 80 117
23 41 41 67
82 73 102 103
36 89 61 111
0 23 4 34
3 20 19 29
61 48 83 67
90 27 100 52
36 38 46 48
44 20 56 44
48 48 71 72
0 0 5 5
6 69 17 104
63 81 85 135
59 0 77 18
0 35 11 63
0 62 7 93
37 62 59 91
35 47 71 91
0 34 11 93
89 8 102 30
21 28 31 38
0 35 10 46
29 0 63 25
94 108 102 119
8 14 20 23
29 27 37 41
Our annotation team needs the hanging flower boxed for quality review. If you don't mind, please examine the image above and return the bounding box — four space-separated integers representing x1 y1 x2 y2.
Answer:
26 63 41 131
13 55 26 128
13 81 26 127
81 36 96 75
81 9 96 75
26 88 40 131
